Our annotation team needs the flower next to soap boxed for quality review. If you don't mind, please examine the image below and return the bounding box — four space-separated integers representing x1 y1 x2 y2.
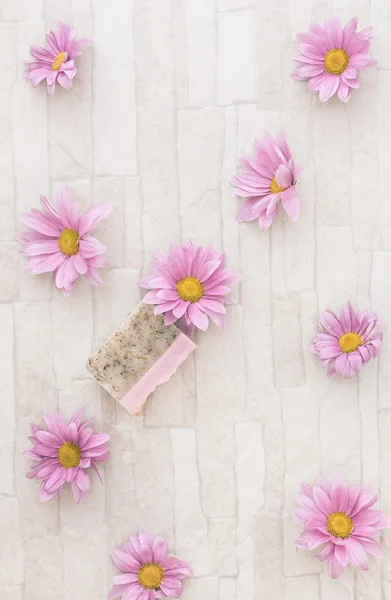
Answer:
291 17 376 102
309 301 383 378
139 240 240 335
24 21 91 95
110 531 192 599
230 130 301 230
18 186 112 295
24 410 109 503
293 475 391 579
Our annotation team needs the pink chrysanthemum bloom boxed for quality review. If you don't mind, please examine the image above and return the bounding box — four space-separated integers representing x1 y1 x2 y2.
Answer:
293 476 391 579
18 186 112 296
110 531 192 599
138 240 240 335
25 410 109 503
291 17 376 102
230 131 301 230
24 21 91 95
309 302 383 378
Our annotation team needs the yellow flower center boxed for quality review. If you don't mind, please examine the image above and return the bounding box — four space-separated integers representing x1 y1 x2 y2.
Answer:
52 51 66 71
58 228 79 256
270 176 284 194
176 276 203 303
58 442 81 469
338 332 362 353
324 49 349 75
326 512 353 539
137 564 163 590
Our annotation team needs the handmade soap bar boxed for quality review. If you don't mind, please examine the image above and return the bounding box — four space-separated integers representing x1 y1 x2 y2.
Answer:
85 303 196 415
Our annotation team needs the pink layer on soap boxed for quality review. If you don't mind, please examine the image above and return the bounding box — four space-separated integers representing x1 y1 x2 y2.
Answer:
119 332 196 415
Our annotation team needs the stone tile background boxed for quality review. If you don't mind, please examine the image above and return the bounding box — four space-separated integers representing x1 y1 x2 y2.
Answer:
0 0 390 599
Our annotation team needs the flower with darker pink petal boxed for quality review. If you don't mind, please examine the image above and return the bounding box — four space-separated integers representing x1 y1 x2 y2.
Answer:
139 240 240 335
309 302 383 378
24 21 91 95
230 131 301 229
25 410 109 503
294 476 391 578
18 186 112 295
110 531 192 599
291 17 376 102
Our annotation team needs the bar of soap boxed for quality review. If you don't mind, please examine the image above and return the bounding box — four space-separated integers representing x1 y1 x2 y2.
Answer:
85 303 196 415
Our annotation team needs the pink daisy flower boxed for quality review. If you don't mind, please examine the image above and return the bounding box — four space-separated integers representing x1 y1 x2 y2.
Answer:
110 531 192 599
293 476 391 579
230 131 301 230
138 240 240 335
291 17 376 102
25 410 109 504
309 302 383 378
24 21 91 95
18 186 112 296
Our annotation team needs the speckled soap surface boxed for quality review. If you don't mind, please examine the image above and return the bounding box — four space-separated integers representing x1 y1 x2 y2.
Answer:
86 303 182 400
3 1 391 599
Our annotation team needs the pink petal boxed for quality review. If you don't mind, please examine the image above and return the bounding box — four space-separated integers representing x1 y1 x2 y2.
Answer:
325 17 343 48
312 486 332 516
281 187 300 222
258 205 279 229
236 197 265 222
297 64 325 78
80 433 109 451
20 212 61 237
275 163 293 189
319 73 340 102
154 300 181 315
22 239 60 257
65 422 78 444
188 303 209 331
330 478 349 513
75 469 90 492
71 479 83 503
73 253 87 275
328 554 345 579
348 53 376 69
54 186 78 229
152 537 167 563
358 538 383 558
334 543 349 567
35 443 58 458
44 467 67 492
77 202 112 237
112 574 138 586
111 549 141 572
57 71 74 89
346 537 368 570
164 311 178 326
337 81 352 102
39 481 59 502
35 431 61 448
172 300 189 319
308 73 328 92
85 267 104 287
79 237 107 257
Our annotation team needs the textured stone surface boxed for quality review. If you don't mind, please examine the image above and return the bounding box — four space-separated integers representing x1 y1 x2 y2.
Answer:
5 2 390 599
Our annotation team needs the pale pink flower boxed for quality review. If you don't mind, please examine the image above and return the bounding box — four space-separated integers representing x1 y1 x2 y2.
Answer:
24 21 91 95
138 240 240 335
230 131 301 229
110 531 192 599
291 17 376 102
18 186 112 295
25 410 109 503
293 476 391 579
309 302 383 378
